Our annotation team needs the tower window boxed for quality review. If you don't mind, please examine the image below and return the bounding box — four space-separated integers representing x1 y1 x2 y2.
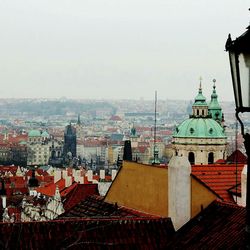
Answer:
188 152 195 165
208 152 214 164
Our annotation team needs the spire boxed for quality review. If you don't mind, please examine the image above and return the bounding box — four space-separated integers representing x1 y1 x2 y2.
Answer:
199 76 202 92
194 78 207 105
191 78 208 118
77 114 81 125
211 79 218 99
208 79 223 124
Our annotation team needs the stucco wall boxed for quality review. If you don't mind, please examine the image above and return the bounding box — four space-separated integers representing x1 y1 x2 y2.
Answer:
105 161 217 219
105 161 168 217
191 177 217 217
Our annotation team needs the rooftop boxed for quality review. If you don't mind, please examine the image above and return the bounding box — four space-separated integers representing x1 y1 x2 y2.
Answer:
191 164 245 202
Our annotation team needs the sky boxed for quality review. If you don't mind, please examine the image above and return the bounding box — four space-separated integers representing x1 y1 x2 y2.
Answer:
0 0 249 101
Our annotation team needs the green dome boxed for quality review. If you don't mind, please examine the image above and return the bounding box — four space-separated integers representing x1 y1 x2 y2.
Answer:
173 118 226 138
41 131 50 138
28 130 41 137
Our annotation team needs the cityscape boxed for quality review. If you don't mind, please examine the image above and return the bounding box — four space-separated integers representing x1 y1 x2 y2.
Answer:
0 1 250 249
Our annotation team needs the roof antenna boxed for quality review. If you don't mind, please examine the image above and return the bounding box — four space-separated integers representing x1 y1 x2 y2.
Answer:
153 91 157 164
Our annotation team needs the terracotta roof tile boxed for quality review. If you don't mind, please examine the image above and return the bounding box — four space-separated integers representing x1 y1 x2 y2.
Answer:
0 217 174 249
63 184 99 211
192 164 244 202
167 201 245 249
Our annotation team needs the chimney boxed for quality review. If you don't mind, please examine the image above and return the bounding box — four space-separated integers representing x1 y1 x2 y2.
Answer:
65 176 72 187
62 170 67 179
1 196 6 209
54 169 61 183
100 170 105 180
111 169 117 180
168 155 191 230
241 165 247 206
87 170 93 182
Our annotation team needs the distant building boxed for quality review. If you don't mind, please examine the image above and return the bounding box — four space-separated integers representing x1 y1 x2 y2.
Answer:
172 82 227 165
63 124 77 165
27 130 50 166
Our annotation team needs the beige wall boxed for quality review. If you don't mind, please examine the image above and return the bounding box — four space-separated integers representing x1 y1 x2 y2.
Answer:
105 161 168 217
105 161 217 218
191 177 217 217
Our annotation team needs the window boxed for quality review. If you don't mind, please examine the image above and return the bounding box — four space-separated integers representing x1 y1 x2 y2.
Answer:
208 152 214 164
188 152 195 165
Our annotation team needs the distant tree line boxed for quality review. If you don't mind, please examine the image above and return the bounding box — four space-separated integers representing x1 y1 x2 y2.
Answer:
0 100 117 116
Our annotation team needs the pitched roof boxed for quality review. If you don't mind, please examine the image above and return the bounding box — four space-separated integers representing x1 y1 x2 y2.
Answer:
61 195 159 219
62 184 98 212
167 201 245 249
35 179 65 197
227 149 247 163
192 164 244 202
0 217 174 249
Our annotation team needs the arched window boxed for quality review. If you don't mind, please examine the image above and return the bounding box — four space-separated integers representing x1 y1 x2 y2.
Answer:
208 152 214 164
197 110 199 116
188 152 195 165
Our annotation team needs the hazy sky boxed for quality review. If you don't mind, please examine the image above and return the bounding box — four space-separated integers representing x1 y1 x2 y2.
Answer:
0 0 249 101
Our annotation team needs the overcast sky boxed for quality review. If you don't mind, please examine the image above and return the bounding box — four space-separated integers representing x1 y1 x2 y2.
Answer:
0 0 249 101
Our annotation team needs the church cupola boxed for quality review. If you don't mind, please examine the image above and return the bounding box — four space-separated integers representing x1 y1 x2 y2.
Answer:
208 79 223 124
191 80 209 118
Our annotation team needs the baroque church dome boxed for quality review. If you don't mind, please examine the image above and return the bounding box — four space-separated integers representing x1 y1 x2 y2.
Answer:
173 118 226 138
172 81 227 165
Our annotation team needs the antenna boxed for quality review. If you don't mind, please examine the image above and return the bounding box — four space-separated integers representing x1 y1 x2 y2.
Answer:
153 91 157 164
235 116 238 203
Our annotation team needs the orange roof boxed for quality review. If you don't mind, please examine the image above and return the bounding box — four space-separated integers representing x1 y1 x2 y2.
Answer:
60 182 78 197
36 179 65 197
191 164 245 202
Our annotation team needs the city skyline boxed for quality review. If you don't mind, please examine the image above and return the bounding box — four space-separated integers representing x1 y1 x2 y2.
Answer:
0 0 249 101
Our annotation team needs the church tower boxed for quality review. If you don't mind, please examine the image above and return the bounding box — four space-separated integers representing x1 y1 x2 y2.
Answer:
208 79 223 125
63 123 77 160
172 81 227 165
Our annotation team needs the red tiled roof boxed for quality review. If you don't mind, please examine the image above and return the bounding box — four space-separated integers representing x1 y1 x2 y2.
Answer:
63 184 99 211
227 149 247 163
215 159 226 164
167 201 245 249
0 217 174 249
36 179 65 197
61 195 161 219
192 164 244 202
